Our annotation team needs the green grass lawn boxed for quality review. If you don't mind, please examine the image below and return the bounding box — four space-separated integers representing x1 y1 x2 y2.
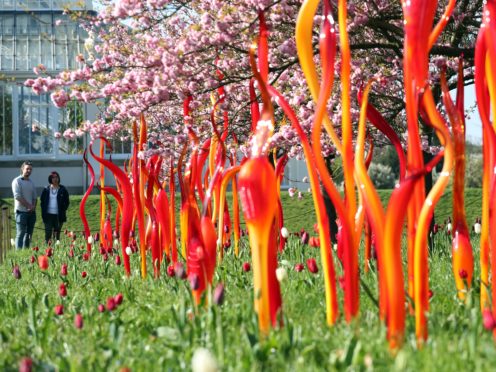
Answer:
2 188 484 243
0 189 493 370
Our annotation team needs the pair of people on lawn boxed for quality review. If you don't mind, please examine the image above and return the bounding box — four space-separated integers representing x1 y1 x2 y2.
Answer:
12 162 70 249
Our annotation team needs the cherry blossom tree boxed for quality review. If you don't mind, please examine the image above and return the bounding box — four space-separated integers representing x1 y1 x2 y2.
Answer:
25 0 482 164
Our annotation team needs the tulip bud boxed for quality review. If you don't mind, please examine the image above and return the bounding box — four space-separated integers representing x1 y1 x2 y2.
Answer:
213 283 225 306
19 357 33 372
115 255 121 266
115 293 124 305
280 227 289 239
301 231 310 245
191 348 218 372
242 262 251 272
81 271 87 278
60 264 68 276
483 310 495 330
32 246 39 252
38 255 49 270
459 269 468 279
276 267 287 282
189 274 200 290
306 258 318 274
294 263 304 272
12 265 21 279
174 262 186 279
106 297 116 311
59 283 67 297
54 304 64 315
74 314 83 329
55 240 60 246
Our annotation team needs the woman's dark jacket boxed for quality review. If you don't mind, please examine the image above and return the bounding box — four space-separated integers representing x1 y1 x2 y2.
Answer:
40 185 70 223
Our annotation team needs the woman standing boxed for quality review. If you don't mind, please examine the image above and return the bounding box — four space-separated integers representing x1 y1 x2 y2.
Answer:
40 171 70 244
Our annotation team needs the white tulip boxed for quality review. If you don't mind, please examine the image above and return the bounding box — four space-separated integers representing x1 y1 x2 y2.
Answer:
280 227 289 239
276 267 288 283
474 222 481 234
87 236 94 244
125 246 132 256
191 348 219 372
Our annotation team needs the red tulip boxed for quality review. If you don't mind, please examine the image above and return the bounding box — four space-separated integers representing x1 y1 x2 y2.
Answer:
45 248 53 257
74 314 83 329
459 269 468 280
69 249 74 258
54 304 64 316
309 236 320 248
114 293 124 305
106 297 116 311
167 265 175 277
482 310 495 331
115 255 121 266
38 255 49 270
60 264 68 276
82 253 90 261
32 246 39 252
19 357 33 372
294 263 304 272
29 256 35 264
306 258 318 274
97 304 105 313
59 283 67 297
242 262 251 272
81 271 87 278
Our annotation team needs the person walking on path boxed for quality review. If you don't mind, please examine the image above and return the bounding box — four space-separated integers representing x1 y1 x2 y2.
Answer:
11 161 37 249
40 171 70 244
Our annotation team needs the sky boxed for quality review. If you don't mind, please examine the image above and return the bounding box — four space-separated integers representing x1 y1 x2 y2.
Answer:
464 85 482 144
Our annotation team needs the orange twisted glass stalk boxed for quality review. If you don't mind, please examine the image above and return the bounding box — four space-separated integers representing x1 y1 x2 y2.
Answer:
481 0 496 339
413 81 454 344
446 59 473 301
297 0 357 322
169 159 178 263
237 36 283 333
155 189 171 261
99 140 106 250
402 1 438 312
383 150 444 349
90 139 133 275
355 81 387 321
239 157 281 332
80 150 95 252
132 121 147 278
217 166 241 258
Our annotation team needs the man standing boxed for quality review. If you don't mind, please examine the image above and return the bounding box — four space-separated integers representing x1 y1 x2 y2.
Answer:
12 161 37 249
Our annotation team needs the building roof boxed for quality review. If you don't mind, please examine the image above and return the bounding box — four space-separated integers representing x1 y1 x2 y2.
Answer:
0 0 93 11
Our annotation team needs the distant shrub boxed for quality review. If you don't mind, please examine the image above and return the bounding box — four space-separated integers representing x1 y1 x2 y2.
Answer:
368 163 396 189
